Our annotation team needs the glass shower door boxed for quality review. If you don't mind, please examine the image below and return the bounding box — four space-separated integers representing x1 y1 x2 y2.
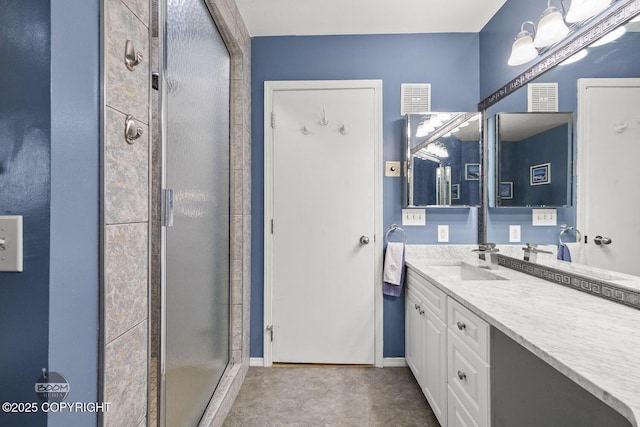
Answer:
162 0 230 424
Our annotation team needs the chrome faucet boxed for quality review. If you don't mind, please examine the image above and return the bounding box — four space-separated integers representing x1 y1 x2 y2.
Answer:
522 243 553 263
473 243 499 270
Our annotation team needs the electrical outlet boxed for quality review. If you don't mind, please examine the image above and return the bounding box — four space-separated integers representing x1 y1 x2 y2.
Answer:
402 209 426 226
509 225 521 242
385 161 401 177
437 225 449 242
532 209 557 226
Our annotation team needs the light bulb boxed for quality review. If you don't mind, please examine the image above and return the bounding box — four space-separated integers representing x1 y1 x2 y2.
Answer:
508 29 539 66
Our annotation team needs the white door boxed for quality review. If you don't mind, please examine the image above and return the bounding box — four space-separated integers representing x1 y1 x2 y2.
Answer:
577 78 640 275
265 80 382 365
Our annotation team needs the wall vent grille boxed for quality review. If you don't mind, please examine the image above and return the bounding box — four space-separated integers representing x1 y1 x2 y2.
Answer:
401 83 431 115
528 83 558 112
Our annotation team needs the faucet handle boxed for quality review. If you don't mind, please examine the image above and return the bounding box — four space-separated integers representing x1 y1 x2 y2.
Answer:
473 242 498 252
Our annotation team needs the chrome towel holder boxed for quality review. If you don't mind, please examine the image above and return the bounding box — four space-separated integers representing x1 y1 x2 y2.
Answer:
559 224 582 245
385 224 407 244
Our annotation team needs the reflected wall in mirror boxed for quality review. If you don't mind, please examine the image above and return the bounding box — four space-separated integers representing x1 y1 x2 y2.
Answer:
404 113 481 207
493 112 573 208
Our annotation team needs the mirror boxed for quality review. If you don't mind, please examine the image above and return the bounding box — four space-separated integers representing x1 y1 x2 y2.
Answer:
492 112 573 208
404 112 481 207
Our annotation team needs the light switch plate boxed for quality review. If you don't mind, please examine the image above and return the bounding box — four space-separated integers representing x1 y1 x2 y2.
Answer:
0 215 23 272
437 225 449 242
385 161 401 177
402 209 426 226
509 225 521 242
532 209 557 226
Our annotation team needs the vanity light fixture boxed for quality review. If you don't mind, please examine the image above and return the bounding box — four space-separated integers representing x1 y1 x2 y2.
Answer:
508 21 539 66
533 0 570 48
565 0 611 23
559 48 588 65
589 26 626 47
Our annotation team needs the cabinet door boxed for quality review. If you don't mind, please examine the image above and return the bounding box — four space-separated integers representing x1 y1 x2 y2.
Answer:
405 289 422 382
448 385 480 427
423 310 447 427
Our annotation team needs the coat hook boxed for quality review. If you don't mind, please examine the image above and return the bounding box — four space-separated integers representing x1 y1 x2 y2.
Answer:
125 115 144 144
124 39 144 71
339 124 348 135
301 125 310 135
614 122 628 134
319 109 329 126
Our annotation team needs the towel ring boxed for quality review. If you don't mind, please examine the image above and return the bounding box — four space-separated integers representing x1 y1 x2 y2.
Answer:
385 224 407 244
559 225 582 245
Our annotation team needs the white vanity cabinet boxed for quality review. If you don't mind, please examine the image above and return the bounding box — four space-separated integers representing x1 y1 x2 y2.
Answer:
406 268 491 427
447 299 490 427
405 269 448 426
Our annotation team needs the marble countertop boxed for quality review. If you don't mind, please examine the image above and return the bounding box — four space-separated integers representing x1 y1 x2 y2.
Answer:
405 245 640 426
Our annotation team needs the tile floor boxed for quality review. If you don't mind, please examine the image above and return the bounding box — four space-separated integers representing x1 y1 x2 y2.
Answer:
223 366 440 427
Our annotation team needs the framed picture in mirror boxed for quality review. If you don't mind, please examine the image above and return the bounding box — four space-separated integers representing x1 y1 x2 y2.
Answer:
530 163 551 185
499 182 513 199
451 184 460 200
465 163 480 180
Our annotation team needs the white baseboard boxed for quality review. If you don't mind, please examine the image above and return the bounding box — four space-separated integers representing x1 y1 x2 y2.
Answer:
249 357 264 367
383 357 407 367
250 357 405 367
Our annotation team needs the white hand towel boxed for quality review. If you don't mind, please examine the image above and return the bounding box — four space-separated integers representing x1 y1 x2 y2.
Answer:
383 242 405 286
564 242 584 264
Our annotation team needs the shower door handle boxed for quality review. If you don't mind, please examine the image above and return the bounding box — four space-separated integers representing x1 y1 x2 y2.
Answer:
162 189 174 227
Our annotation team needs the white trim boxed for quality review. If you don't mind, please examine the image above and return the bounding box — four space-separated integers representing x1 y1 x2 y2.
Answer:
263 80 384 368
249 357 265 367
383 357 408 367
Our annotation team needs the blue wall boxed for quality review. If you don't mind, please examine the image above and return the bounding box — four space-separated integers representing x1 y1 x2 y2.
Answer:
0 2 99 426
0 1 51 425
251 33 481 358
49 0 100 425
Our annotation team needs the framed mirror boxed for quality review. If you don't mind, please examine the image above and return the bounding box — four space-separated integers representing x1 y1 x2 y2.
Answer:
491 112 573 208
403 112 481 207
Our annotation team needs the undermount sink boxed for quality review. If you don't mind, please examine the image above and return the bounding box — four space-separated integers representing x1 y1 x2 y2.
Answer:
424 262 507 281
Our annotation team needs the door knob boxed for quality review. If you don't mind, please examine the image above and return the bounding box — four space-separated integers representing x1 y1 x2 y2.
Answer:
594 236 612 245
360 235 370 245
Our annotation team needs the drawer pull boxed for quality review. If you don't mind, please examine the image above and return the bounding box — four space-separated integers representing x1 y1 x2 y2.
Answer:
457 370 467 381
456 321 466 331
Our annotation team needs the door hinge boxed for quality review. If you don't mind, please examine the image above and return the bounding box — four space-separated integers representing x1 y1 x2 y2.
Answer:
270 112 275 128
266 325 274 342
271 219 274 234
161 188 174 227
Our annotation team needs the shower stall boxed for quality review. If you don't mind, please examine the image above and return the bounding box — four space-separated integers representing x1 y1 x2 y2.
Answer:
152 0 231 424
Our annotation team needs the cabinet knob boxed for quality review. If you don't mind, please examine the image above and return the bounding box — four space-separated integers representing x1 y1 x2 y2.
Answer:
457 370 467 381
456 321 466 331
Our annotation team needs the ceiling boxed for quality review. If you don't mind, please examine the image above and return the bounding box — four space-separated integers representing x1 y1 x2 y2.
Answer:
235 0 509 37
499 113 573 141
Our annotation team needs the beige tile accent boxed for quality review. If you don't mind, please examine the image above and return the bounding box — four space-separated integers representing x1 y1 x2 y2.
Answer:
106 0 149 123
121 0 150 26
105 223 148 343
103 321 148 427
104 107 149 224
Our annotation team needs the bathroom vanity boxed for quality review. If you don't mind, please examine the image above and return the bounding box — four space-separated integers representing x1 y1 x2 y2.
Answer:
404 245 640 427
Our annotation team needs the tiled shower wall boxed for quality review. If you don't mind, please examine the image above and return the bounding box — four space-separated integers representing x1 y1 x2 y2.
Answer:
102 0 150 425
103 0 251 425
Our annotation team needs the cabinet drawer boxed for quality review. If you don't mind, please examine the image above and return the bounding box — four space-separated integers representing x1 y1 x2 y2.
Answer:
448 385 480 427
406 268 447 321
448 298 489 361
448 331 490 427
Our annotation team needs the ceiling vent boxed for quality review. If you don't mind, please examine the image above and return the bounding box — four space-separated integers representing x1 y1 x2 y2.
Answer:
528 83 559 112
401 83 431 115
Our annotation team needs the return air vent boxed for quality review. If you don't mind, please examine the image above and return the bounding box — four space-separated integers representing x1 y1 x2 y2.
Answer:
401 83 431 115
528 83 558 112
